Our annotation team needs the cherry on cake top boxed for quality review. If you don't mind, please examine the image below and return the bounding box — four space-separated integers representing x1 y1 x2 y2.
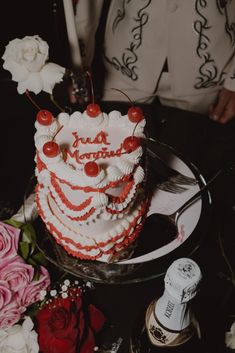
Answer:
123 136 141 153
36 110 54 126
85 101 144 124
42 141 60 158
127 106 144 123
86 103 101 118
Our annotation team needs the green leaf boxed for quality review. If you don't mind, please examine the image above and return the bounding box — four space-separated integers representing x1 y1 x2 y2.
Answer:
19 241 30 260
21 223 36 244
27 257 38 267
32 267 40 281
32 251 48 266
4 219 23 229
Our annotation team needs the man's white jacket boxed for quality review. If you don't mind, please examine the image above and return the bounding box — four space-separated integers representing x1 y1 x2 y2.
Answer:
75 0 235 101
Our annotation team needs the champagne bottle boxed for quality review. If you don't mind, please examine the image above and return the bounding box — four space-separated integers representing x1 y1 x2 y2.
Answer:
130 258 203 352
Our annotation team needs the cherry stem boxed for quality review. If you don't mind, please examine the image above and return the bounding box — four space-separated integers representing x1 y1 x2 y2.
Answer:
111 88 142 137
52 125 64 141
50 94 64 112
111 88 133 105
132 120 140 137
25 90 41 111
86 70 95 104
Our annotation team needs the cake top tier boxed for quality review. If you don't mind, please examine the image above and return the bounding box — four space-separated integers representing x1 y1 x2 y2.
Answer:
34 108 146 190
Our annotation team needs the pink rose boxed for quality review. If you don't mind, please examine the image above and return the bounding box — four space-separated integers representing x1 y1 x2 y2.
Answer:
0 301 22 329
17 266 50 307
0 256 34 292
0 280 12 310
0 222 20 260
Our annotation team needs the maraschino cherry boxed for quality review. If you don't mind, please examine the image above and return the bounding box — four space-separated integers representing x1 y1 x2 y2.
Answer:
123 136 141 153
109 88 144 123
36 110 53 126
127 106 144 123
84 161 100 177
42 141 60 158
86 103 101 118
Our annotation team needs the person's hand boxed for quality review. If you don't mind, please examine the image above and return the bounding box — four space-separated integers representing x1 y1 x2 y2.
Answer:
209 88 235 124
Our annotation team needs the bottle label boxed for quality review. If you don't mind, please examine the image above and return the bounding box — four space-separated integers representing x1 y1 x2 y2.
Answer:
146 300 196 347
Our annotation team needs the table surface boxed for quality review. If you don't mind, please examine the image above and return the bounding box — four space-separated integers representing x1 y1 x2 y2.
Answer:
1 82 235 352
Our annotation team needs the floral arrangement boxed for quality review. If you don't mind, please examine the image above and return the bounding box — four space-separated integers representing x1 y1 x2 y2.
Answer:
0 219 106 353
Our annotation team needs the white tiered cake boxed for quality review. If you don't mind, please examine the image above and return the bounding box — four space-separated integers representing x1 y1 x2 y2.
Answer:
34 105 150 261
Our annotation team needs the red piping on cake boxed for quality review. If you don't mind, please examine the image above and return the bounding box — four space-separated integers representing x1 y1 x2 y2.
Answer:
36 184 149 250
50 171 131 193
50 176 93 211
36 153 46 172
39 202 146 250
56 221 144 260
108 178 135 204
49 191 96 221
51 170 137 215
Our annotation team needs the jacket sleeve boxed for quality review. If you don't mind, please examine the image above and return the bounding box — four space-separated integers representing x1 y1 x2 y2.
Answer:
75 0 104 68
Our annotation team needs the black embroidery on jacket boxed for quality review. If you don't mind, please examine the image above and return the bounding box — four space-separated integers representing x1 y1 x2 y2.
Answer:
104 0 151 81
218 0 228 9
112 0 132 32
194 0 225 89
230 70 235 80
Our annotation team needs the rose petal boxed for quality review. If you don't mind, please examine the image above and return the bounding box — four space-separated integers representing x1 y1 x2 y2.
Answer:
22 316 34 332
40 63 65 94
3 59 29 82
0 280 12 310
88 304 106 333
17 72 44 94
79 327 95 353
0 221 20 260
225 332 235 349
230 321 235 334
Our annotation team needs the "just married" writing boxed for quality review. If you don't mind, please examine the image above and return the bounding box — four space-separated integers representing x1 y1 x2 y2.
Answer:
64 130 123 164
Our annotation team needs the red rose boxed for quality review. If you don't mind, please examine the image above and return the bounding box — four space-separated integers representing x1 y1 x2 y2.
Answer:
36 288 106 353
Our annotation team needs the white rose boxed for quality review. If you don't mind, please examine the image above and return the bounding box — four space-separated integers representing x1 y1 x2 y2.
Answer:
225 321 235 349
2 35 65 94
0 317 39 353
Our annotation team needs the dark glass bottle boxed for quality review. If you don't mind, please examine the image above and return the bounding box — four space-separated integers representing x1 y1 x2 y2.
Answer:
130 258 203 352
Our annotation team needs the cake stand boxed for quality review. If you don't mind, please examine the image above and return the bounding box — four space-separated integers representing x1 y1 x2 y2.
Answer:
33 139 212 284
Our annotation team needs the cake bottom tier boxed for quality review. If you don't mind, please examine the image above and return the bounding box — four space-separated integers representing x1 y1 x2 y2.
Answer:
36 185 150 261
